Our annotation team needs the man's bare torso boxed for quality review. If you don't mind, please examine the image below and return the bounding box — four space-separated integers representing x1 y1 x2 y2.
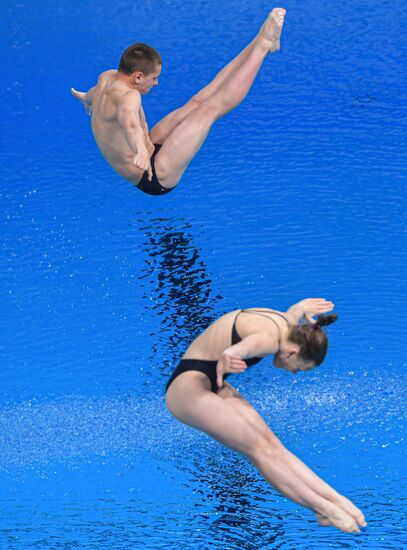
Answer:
91 70 154 184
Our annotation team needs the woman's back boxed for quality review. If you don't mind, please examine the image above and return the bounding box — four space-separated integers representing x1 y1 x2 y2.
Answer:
183 308 290 361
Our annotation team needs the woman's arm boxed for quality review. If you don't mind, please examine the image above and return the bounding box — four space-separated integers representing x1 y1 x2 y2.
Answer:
216 333 277 388
287 298 335 325
225 332 277 359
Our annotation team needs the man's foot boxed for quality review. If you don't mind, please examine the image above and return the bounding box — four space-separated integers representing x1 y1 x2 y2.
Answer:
315 507 361 534
258 8 286 52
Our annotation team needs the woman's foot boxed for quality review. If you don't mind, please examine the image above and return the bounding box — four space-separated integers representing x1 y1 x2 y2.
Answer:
315 506 360 534
332 494 367 528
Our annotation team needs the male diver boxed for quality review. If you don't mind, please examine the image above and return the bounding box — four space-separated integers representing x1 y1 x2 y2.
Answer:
71 9 286 195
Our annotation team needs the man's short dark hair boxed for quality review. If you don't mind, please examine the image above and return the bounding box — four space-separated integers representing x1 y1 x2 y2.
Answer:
118 43 162 75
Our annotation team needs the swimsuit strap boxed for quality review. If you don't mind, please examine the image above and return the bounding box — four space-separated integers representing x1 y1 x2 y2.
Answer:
244 308 290 326
232 308 289 346
231 310 244 345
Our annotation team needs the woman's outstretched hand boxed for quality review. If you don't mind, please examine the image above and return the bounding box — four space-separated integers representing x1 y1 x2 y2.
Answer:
216 352 247 389
299 298 335 323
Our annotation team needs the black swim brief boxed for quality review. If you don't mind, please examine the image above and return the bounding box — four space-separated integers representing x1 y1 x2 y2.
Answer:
136 144 173 196
166 359 228 394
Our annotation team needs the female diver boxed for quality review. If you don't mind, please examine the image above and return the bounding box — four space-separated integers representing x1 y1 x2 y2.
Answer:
166 297 366 533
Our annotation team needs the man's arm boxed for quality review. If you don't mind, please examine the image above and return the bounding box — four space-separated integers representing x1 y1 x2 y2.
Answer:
286 298 335 325
71 70 117 114
71 86 95 115
139 106 154 151
117 90 152 179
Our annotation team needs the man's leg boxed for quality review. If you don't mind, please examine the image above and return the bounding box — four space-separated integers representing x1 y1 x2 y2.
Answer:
149 39 257 144
150 8 284 145
154 8 286 189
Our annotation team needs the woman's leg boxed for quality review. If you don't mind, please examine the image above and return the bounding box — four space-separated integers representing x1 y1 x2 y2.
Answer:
166 373 360 533
153 9 286 188
220 382 366 527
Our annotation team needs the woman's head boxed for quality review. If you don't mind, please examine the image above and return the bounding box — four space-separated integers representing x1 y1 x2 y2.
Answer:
273 314 337 373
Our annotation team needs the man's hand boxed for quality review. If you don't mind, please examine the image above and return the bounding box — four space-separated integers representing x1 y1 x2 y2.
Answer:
298 298 334 323
132 153 152 180
216 352 247 389
71 88 92 115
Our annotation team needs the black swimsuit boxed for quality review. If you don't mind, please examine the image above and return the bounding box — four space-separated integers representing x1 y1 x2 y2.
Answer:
136 144 173 196
165 309 290 393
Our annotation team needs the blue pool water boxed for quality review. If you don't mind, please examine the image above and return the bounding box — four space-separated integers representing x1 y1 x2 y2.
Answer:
1 0 406 548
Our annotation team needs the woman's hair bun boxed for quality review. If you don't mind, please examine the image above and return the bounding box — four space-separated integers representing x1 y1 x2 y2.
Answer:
315 313 338 328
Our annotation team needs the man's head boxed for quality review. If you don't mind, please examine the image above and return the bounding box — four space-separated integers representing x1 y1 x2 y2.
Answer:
118 43 162 94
